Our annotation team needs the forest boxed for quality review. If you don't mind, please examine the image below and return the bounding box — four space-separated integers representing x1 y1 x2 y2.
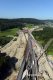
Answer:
0 18 44 31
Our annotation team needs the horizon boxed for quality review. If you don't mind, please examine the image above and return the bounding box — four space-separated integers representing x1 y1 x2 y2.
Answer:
0 0 53 19
0 18 53 20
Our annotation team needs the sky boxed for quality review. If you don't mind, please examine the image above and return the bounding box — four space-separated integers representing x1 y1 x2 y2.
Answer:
0 0 53 19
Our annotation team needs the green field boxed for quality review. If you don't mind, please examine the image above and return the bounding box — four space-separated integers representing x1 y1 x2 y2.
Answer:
32 27 53 55
0 28 19 46
25 24 34 28
47 41 53 55
32 27 53 47
0 28 19 37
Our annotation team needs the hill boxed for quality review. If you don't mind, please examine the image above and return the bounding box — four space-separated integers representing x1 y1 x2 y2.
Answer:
0 18 44 31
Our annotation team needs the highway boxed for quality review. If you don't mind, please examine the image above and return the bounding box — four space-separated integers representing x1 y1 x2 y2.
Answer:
17 29 53 80
17 30 40 80
0 28 53 80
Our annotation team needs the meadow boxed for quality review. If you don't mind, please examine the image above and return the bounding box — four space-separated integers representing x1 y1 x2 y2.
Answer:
0 28 19 37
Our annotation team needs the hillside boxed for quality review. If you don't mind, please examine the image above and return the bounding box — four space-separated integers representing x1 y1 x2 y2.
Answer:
0 18 44 31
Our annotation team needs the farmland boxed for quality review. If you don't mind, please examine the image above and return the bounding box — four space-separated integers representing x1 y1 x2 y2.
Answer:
0 28 19 46
0 28 19 37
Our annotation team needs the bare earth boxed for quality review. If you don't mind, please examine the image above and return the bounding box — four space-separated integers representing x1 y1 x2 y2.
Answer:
1 31 28 80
